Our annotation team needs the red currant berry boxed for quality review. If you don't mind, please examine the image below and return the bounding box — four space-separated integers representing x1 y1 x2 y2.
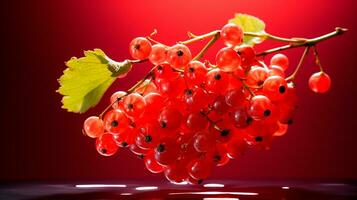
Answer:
155 139 180 166
167 44 192 69
248 95 273 120
237 45 256 68
149 44 167 65
205 68 229 94
83 116 104 138
96 133 118 156
221 23 243 47
263 75 287 101
103 109 130 134
270 53 289 71
216 47 241 72
110 91 127 109
122 93 146 118
158 106 183 130
144 153 165 173
193 131 216 153
246 66 269 87
308 71 331 93
129 37 152 60
184 61 207 87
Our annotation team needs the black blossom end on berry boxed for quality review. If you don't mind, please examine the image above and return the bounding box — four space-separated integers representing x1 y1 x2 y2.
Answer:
255 136 263 142
157 65 163 71
246 117 253 125
111 120 119 127
157 144 165 152
279 85 286 94
188 67 195 73
138 154 145 159
185 89 193 96
134 44 140 50
257 81 264 87
214 73 222 80
121 142 128 147
101 148 108 154
214 155 221 162
287 119 294 125
264 109 271 117
160 121 167 128
145 135 152 143
197 179 203 184
177 50 184 56
221 129 230 137
127 103 134 110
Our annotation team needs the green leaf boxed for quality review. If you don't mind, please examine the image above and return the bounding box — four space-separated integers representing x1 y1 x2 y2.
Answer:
57 49 132 113
229 13 266 45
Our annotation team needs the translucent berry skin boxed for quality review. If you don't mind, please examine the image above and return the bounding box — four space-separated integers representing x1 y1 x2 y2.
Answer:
155 140 180 166
184 61 207 87
263 75 288 101
188 158 213 180
122 93 146 118
96 133 118 156
270 53 289 70
225 88 245 108
274 122 288 136
143 92 165 120
229 107 251 128
167 44 192 69
216 47 241 72
103 109 130 134
129 37 152 60
83 116 104 138
246 66 269 87
165 163 188 184
185 112 208 131
110 91 127 109
193 131 216 153
248 95 273 120
237 45 256 68
149 44 167 65
221 23 243 47
308 72 331 93
154 63 177 80
158 106 182 130
268 65 285 78
144 153 165 173
135 124 161 150
205 69 229 94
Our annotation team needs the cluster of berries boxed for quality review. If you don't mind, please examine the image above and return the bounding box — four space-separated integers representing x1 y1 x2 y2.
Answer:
83 24 330 184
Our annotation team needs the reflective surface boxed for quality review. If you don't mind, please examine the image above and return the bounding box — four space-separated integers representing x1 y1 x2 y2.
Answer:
0 180 356 200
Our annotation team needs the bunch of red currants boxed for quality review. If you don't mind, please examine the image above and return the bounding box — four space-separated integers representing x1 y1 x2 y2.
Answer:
83 24 331 184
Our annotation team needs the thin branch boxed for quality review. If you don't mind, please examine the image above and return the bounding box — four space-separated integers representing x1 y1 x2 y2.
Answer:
286 46 310 81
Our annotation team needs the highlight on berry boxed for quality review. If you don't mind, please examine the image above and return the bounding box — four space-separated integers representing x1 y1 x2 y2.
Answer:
57 13 347 184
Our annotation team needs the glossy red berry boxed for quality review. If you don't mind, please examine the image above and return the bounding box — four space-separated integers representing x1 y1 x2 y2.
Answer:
129 37 152 60
103 109 130 134
205 69 229 94
144 153 165 173
96 133 118 156
308 72 331 93
83 116 104 138
270 53 289 70
122 93 146 118
193 131 216 153
216 47 241 72
246 66 269 87
149 44 167 65
167 44 192 69
184 61 207 87
221 23 243 47
248 95 273 120
158 106 182 130
263 75 287 101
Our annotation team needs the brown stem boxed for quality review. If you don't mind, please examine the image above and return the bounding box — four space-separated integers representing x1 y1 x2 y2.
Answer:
286 46 310 81
257 27 348 56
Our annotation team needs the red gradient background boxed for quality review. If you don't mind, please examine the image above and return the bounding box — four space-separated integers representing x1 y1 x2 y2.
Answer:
2 0 357 181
